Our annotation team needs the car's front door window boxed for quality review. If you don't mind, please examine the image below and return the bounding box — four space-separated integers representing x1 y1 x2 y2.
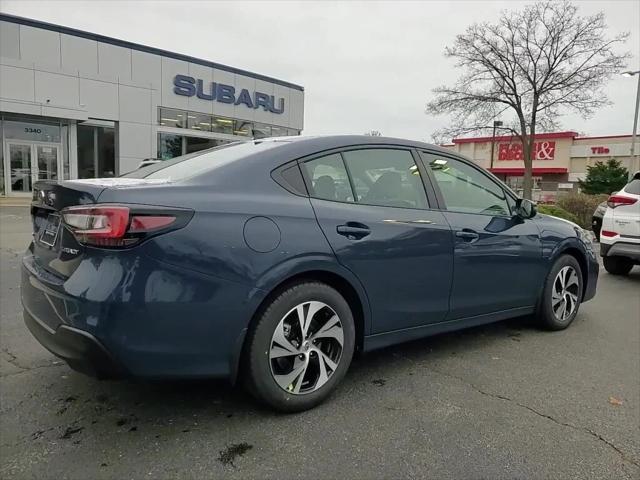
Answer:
427 155 510 216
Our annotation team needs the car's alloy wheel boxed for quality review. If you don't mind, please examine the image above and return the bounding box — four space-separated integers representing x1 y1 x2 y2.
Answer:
269 301 344 395
536 254 583 331
244 282 355 412
551 266 580 322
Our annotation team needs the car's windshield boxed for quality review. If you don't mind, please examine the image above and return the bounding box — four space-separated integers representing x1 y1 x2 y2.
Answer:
124 141 283 181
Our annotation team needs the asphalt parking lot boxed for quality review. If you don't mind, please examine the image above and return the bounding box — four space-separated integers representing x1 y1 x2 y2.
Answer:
1 206 638 480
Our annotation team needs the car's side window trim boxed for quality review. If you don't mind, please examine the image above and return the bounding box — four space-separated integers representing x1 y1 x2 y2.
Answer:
418 149 517 218
271 160 309 197
298 144 438 211
339 151 360 204
410 148 439 209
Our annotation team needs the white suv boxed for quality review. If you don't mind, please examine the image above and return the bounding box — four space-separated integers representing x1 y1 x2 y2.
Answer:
600 172 640 275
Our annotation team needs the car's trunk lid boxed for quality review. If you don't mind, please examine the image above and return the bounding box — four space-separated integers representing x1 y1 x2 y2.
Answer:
30 178 175 279
30 180 107 278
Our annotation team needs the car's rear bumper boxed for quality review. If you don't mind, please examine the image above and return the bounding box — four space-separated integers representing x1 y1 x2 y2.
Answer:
601 241 640 261
23 308 126 378
21 245 261 380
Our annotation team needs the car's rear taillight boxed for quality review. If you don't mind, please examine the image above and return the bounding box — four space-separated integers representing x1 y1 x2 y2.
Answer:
62 204 191 247
601 230 618 238
607 195 638 208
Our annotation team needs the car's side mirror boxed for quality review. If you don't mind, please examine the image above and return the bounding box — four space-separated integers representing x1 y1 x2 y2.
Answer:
515 198 537 219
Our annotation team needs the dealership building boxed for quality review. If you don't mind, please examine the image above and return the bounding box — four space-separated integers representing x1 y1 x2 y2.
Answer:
0 13 304 197
444 131 640 201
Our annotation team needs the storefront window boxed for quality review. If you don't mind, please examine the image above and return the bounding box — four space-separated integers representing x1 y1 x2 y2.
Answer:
77 125 95 178
159 108 185 128
270 126 287 137
187 113 211 132
157 107 295 140
3 119 61 143
158 133 183 160
253 123 272 138
77 124 116 178
1 116 66 195
234 120 253 137
505 176 543 191
98 127 115 177
185 137 225 154
211 116 234 135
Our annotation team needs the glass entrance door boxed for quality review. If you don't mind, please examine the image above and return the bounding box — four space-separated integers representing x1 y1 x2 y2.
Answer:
5 142 60 195
35 145 60 182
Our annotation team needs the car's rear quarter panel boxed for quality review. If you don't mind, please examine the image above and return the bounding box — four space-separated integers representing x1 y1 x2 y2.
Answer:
90 175 345 378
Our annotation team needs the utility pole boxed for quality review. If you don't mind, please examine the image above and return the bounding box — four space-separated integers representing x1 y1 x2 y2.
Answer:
489 120 503 170
623 70 640 175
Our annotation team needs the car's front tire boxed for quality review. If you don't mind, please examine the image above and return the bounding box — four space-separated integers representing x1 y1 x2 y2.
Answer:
244 282 355 412
603 256 634 276
537 255 583 331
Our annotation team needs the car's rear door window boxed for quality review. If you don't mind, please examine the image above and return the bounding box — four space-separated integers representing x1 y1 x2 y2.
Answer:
341 149 429 209
302 154 355 202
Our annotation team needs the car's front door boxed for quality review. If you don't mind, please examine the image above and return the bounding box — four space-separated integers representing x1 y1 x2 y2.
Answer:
302 147 454 334
421 151 544 320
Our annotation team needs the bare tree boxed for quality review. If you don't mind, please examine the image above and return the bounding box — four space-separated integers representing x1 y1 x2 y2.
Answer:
426 0 629 199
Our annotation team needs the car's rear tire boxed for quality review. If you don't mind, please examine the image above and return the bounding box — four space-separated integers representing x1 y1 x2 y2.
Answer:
536 255 583 331
244 282 355 412
603 256 634 276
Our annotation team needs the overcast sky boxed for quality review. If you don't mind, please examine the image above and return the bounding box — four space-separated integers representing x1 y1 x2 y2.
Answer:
2 0 639 141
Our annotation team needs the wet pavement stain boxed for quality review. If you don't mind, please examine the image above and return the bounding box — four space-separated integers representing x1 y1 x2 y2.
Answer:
218 442 253 467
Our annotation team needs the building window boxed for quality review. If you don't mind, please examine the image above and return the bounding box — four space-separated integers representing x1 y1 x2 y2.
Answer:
253 123 272 138
211 116 235 135
187 113 211 132
185 136 224 154
77 124 116 178
234 120 252 137
505 176 543 191
158 133 183 160
159 108 185 128
157 107 296 138
158 133 230 160
271 126 287 137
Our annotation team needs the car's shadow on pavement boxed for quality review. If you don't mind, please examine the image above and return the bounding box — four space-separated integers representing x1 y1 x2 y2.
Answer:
27 268 640 435
54 314 539 421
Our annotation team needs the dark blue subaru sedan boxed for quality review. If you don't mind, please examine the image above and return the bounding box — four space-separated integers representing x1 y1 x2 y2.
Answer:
22 136 598 411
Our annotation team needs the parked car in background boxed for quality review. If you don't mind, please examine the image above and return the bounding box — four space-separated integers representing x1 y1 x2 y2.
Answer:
592 200 608 241
600 172 640 275
22 136 599 412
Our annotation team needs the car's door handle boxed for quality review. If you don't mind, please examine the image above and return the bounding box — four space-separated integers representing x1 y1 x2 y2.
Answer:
455 229 479 242
337 223 371 240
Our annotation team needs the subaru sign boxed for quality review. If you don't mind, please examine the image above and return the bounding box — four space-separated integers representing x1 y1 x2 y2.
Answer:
173 75 285 114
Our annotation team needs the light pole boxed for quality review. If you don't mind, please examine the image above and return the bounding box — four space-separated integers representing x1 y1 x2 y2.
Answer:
623 70 640 175
489 120 503 170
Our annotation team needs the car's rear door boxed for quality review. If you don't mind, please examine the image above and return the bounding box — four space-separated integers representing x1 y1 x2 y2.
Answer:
301 146 453 334
419 150 544 320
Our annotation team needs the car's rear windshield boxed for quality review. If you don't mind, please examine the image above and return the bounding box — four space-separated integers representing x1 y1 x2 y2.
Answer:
623 178 640 195
124 141 282 181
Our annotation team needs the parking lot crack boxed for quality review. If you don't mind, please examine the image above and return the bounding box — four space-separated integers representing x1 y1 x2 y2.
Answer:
1 348 27 371
426 366 639 469
0 357 63 378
